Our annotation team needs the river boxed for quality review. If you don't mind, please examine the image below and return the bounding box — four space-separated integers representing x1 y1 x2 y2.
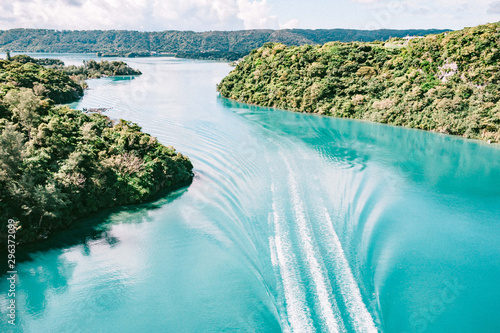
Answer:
1 54 500 332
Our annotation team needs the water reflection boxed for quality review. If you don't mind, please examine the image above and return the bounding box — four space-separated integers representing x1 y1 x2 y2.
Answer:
3 188 189 266
220 97 500 197
0 188 189 330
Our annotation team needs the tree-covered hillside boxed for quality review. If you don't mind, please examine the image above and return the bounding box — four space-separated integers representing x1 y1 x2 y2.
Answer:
10 55 64 66
0 28 448 61
54 59 142 89
217 23 500 143
0 57 83 104
10 55 142 79
6 54 142 89
0 58 193 243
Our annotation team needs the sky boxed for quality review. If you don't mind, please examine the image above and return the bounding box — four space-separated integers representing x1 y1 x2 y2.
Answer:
0 0 498 31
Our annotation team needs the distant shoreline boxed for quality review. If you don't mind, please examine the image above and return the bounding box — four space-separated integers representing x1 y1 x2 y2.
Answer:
0 28 450 61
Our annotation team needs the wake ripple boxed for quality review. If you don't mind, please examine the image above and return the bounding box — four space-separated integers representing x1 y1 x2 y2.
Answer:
268 138 378 332
269 182 315 333
319 205 378 332
280 151 344 333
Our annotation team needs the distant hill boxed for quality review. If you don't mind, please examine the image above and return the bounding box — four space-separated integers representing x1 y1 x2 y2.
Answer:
0 28 449 61
217 22 500 143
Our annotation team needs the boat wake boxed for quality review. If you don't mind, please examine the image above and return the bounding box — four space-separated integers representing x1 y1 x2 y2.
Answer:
267 139 378 332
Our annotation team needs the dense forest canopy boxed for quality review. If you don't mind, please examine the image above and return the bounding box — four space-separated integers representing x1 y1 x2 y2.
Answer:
53 59 142 88
9 54 64 66
0 56 192 243
0 56 83 103
8 55 142 79
0 28 449 61
4 54 141 89
217 22 500 143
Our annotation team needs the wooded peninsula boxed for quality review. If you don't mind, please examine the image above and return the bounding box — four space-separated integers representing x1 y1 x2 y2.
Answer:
217 22 500 143
0 55 193 244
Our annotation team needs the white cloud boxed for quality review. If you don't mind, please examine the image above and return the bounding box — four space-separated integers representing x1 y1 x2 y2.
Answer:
349 0 382 3
0 0 297 31
349 0 500 30
489 1 500 13
237 0 278 29
151 0 242 30
0 0 146 30
279 18 300 29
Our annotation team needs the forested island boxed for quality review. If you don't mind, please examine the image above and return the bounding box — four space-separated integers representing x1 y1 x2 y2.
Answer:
9 55 64 66
218 22 500 143
0 28 448 61
0 56 193 244
9 54 141 78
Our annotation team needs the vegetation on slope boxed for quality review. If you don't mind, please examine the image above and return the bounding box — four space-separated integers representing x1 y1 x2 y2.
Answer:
217 23 500 142
56 59 142 79
6 54 142 89
0 28 448 61
0 58 192 243
10 54 64 66
0 56 83 103
9 54 141 78
174 51 249 61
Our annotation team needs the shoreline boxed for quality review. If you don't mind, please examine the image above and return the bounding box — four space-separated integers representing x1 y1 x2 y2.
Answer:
0 177 193 260
219 95 500 148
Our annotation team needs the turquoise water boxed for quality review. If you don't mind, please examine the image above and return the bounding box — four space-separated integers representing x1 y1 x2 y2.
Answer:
1 55 500 332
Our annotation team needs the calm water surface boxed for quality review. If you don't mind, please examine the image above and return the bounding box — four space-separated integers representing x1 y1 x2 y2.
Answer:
1 55 499 332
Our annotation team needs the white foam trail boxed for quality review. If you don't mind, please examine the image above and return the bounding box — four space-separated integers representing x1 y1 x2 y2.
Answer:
281 154 344 333
296 143 378 332
269 237 278 267
269 183 315 333
318 200 378 333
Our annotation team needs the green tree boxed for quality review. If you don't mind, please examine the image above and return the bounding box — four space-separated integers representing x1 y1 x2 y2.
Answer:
3 89 44 140
0 122 25 182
